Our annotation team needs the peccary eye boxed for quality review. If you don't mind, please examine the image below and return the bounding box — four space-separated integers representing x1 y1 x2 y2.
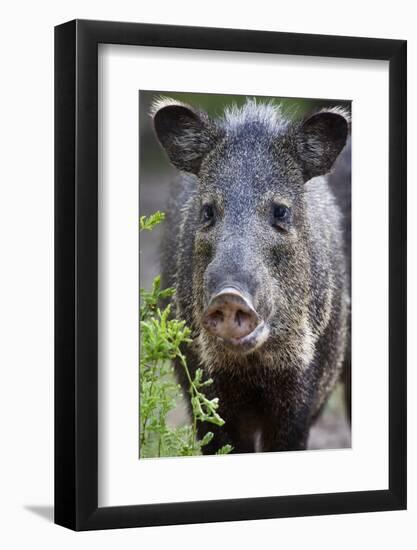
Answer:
272 204 291 228
201 204 215 224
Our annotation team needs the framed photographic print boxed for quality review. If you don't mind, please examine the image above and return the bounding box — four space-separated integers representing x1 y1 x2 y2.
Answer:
55 19 407 530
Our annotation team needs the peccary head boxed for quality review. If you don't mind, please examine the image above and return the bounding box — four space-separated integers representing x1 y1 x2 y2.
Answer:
152 98 349 357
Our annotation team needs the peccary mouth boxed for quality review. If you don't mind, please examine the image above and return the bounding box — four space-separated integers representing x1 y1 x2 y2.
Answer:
221 320 270 353
202 287 270 353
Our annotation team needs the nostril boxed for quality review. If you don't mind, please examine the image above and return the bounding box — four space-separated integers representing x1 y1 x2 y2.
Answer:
235 309 249 327
235 309 257 332
205 310 224 330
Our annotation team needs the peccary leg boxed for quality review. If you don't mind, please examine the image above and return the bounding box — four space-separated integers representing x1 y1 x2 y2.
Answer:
257 367 316 452
261 405 312 452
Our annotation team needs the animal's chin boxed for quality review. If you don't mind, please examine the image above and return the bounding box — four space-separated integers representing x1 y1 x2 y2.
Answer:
214 321 270 354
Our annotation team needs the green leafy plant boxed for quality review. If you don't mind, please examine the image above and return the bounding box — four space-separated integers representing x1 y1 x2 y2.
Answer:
140 210 166 231
139 212 232 458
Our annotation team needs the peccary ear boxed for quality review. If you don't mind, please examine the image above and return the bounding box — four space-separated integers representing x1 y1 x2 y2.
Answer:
151 98 219 174
295 109 349 182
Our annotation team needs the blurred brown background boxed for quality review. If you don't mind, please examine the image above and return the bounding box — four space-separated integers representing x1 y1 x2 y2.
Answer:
139 90 351 450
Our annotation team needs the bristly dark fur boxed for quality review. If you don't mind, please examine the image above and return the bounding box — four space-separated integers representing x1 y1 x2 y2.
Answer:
153 98 351 453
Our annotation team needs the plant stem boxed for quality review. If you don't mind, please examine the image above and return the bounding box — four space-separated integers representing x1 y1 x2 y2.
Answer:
139 360 158 452
178 353 199 452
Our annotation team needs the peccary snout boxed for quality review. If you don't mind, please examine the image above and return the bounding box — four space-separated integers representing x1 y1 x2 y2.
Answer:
203 288 259 340
202 287 270 352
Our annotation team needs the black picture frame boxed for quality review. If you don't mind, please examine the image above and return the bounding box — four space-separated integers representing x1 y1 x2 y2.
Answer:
55 19 407 531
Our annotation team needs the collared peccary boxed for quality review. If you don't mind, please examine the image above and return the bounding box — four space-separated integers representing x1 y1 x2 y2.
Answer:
151 97 351 453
